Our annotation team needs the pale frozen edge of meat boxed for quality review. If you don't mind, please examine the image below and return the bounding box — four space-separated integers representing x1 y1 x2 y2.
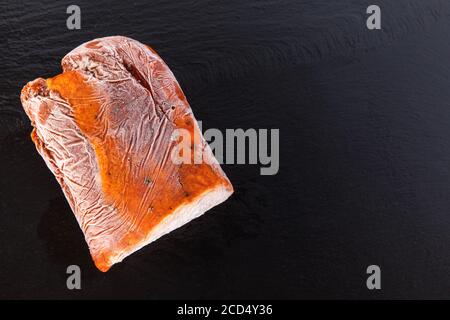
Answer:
112 184 233 265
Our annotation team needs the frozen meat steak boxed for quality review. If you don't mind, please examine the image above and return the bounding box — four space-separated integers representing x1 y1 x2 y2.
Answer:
20 36 233 272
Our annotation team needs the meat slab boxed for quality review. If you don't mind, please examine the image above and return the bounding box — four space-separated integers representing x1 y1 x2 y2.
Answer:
20 36 233 272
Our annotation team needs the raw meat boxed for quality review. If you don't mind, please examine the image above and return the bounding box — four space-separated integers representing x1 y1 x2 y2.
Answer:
20 36 233 272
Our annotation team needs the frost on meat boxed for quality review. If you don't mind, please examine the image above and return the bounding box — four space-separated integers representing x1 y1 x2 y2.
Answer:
20 36 233 272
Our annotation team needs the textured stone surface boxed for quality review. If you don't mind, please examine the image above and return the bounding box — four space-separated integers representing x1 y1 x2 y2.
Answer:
2 0 450 298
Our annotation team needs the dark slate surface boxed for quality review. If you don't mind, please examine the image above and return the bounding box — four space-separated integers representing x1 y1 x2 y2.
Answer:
1 0 450 299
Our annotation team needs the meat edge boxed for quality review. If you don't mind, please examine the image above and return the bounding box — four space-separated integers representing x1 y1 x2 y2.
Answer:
96 184 233 271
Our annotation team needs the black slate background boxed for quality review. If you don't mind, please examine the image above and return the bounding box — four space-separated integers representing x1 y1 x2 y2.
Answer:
1 0 450 299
